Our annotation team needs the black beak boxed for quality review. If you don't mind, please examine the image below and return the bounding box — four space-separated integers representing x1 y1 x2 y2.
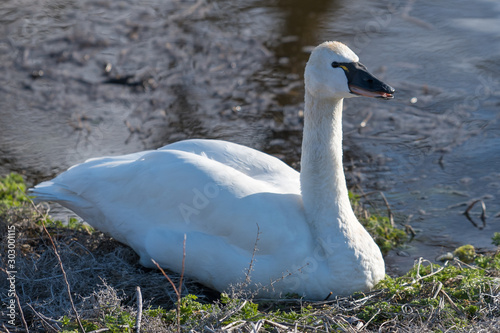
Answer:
340 62 395 99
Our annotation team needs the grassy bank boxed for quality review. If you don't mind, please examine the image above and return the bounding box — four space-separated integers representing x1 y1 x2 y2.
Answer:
1 173 499 332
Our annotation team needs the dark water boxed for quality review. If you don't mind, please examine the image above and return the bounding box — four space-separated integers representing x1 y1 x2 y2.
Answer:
1 0 499 273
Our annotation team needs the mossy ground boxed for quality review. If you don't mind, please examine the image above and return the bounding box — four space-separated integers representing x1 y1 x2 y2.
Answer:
1 173 499 332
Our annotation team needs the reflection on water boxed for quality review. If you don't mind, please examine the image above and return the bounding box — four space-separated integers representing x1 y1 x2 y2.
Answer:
0 0 277 179
1 0 499 272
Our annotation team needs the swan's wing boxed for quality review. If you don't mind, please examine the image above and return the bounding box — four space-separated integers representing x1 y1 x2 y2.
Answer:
158 139 300 193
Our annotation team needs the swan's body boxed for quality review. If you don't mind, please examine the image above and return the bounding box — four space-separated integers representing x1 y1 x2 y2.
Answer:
30 42 395 300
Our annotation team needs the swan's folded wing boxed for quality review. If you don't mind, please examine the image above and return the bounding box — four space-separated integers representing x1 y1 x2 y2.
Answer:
158 139 300 193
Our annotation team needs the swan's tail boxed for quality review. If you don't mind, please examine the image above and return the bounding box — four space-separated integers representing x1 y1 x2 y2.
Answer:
28 181 90 208
29 181 112 236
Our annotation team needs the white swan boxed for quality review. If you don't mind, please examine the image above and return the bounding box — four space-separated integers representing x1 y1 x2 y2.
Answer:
30 41 395 300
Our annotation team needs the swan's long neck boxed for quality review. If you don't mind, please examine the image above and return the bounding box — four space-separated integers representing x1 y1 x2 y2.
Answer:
299 90 385 290
300 91 355 239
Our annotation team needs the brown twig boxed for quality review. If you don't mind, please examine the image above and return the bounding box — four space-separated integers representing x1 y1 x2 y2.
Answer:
28 199 86 333
151 260 182 332
15 291 29 333
151 259 179 295
405 224 416 241
151 234 186 333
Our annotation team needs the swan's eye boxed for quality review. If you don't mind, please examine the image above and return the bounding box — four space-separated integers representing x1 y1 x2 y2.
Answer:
332 62 350 72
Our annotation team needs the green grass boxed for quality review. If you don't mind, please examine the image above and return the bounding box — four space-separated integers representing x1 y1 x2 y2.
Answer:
142 255 499 331
349 191 408 254
40 216 94 233
58 253 499 331
0 172 30 207
0 172 93 232
493 232 500 246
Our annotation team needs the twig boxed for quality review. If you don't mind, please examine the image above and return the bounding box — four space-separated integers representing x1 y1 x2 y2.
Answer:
432 282 443 299
179 234 187 301
439 289 465 317
463 199 487 229
249 319 264 333
245 223 260 285
480 201 487 224
203 326 217 333
15 291 29 333
135 286 142 333
359 110 372 129
438 154 445 169
28 199 86 333
218 300 247 324
17 267 105 282
152 260 182 332
2 324 11 333
264 319 289 330
403 257 445 286
27 304 60 332
221 320 246 330
362 308 381 329
87 329 111 333
151 259 179 295
151 234 186 333
415 257 425 279
88 326 137 333
253 262 310 297
453 258 478 270
413 265 445 284
359 191 394 227
405 223 416 241
378 317 397 332
379 192 394 227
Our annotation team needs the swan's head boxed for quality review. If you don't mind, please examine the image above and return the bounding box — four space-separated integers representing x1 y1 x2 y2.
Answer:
305 41 395 100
